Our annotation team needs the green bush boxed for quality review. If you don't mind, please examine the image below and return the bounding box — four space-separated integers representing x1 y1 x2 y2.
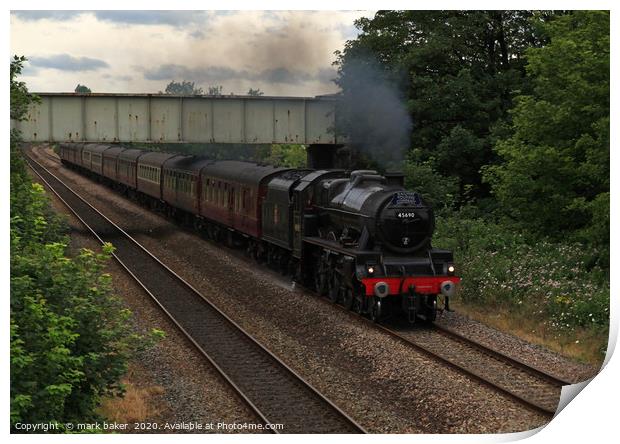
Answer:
433 211 609 337
10 141 141 431
10 55 145 431
404 155 459 212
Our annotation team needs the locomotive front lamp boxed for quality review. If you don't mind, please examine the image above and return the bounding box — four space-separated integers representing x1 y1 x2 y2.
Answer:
367 266 375 275
374 281 390 298
448 265 455 274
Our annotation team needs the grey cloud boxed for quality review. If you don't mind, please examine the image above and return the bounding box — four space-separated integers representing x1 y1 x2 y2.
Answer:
21 63 39 76
11 10 84 21
102 73 133 81
93 10 211 27
29 54 109 71
11 10 218 28
189 30 205 39
143 64 315 85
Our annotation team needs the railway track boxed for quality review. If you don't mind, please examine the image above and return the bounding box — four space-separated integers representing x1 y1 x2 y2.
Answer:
32 145 566 418
242 239 568 416
289 280 566 416
379 319 566 416
26 152 366 434
433 323 573 388
290 277 567 416
34 145 62 164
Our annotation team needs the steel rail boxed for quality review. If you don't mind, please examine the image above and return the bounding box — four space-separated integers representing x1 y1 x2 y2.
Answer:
26 151 366 434
31 144 565 419
292 278 565 417
432 323 573 387
308 292 565 416
370 321 561 416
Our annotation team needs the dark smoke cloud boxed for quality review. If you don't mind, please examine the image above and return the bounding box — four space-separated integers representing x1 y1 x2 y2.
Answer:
316 67 338 84
185 12 335 80
144 64 238 82
143 64 314 86
336 56 412 170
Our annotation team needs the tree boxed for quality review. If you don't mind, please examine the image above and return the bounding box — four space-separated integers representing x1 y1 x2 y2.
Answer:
247 88 264 96
484 11 609 251
334 11 560 200
265 144 307 168
11 56 39 122
164 80 204 95
74 84 91 94
10 56 149 430
207 85 223 96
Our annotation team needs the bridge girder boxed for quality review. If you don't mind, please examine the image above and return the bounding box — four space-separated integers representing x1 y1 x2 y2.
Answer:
13 93 340 146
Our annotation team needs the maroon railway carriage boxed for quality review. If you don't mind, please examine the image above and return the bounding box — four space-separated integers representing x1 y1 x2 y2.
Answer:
80 144 93 170
101 146 127 182
136 152 179 200
84 144 113 176
59 143 84 165
116 149 145 190
162 155 213 215
199 161 289 239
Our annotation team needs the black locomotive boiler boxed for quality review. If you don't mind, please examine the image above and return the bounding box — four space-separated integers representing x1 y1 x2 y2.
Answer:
59 143 460 323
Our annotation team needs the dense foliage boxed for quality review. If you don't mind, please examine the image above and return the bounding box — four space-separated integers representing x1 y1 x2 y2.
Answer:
163 80 204 95
434 210 609 344
484 11 609 259
337 11 609 348
336 11 555 200
74 84 92 94
10 57 141 431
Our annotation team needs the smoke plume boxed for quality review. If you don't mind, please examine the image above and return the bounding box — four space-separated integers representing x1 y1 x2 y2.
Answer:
335 55 412 170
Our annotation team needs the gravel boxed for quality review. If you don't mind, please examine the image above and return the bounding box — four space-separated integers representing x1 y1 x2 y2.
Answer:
29 152 263 434
31 145 591 433
435 311 598 383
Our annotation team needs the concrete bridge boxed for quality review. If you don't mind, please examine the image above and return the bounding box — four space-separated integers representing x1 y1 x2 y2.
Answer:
13 92 343 167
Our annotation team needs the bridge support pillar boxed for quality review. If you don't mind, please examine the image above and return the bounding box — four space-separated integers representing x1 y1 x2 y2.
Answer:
307 144 344 170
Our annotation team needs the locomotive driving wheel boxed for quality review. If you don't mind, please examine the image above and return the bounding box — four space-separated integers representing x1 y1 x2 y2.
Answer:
314 255 329 295
328 272 341 303
370 297 383 323
342 287 354 310
352 295 363 314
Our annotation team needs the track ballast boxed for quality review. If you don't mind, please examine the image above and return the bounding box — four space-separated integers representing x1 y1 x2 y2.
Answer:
26 152 365 434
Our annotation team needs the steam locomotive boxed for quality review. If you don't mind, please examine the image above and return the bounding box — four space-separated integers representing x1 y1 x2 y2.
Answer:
59 143 460 323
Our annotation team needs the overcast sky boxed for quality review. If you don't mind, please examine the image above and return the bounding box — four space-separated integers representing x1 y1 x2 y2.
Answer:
10 10 374 97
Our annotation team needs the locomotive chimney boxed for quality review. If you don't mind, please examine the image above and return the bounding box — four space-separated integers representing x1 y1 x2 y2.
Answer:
385 171 405 187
